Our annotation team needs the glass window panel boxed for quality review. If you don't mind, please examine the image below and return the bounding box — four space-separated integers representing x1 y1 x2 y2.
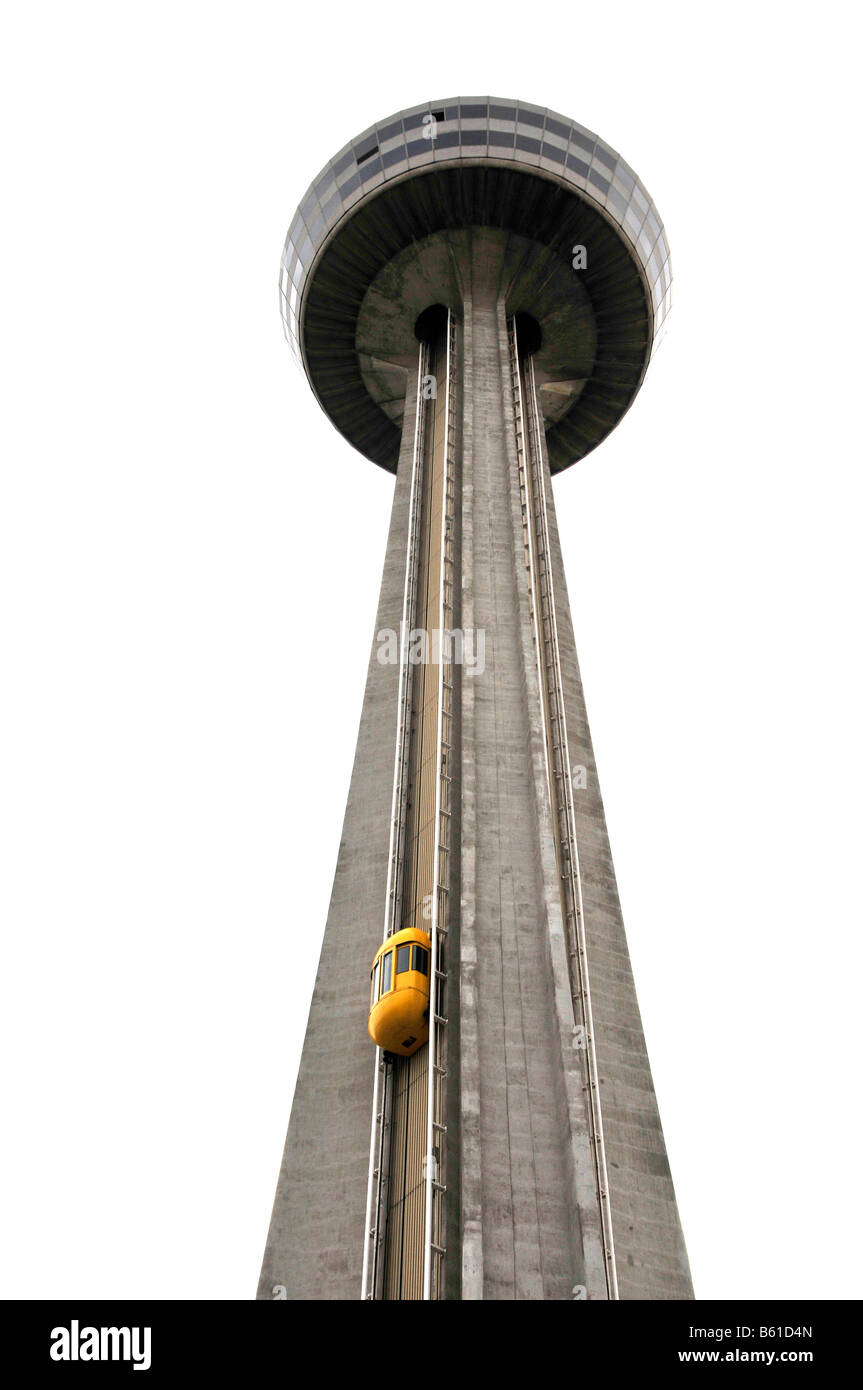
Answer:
314 178 336 205
637 225 654 258
354 137 378 163
593 142 617 171
587 168 610 194
337 173 360 197
569 129 595 155
566 153 589 178
381 951 392 994
612 163 635 192
396 945 410 974
413 946 429 976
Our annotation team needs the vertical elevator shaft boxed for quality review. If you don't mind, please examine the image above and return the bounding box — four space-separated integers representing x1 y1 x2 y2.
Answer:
365 310 455 1300
367 300 616 1300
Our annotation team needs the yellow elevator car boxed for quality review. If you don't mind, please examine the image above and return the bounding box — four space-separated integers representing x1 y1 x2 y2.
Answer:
368 928 431 1056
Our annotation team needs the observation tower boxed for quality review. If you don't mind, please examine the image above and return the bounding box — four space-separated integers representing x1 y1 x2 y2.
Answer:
259 98 692 1301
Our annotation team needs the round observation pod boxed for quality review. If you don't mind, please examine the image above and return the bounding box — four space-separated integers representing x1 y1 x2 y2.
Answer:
368 928 432 1057
279 97 671 475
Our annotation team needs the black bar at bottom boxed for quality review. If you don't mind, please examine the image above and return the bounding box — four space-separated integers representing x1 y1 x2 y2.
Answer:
5 1298 855 1377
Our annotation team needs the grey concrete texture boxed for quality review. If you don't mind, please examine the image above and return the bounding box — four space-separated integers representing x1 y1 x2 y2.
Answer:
455 234 608 1298
260 228 691 1301
540 438 693 1300
257 377 421 1300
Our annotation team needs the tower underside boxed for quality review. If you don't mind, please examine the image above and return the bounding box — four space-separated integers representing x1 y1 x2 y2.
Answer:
259 232 691 1300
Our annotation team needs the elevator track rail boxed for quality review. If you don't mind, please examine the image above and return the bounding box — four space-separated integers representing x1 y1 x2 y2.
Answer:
509 317 619 1300
362 312 455 1300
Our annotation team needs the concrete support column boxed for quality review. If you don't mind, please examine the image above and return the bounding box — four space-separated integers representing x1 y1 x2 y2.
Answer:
259 226 692 1300
456 232 606 1299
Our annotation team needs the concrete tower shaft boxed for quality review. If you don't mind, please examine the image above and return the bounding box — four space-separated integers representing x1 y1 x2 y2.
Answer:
260 101 690 1301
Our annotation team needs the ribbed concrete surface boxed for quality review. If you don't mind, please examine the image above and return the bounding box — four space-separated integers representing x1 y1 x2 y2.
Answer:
257 377 419 1300
457 235 605 1299
541 440 693 1300
260 244 691 1298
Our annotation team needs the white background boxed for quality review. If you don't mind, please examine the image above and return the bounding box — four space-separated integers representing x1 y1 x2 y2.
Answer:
1 1 860 1300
